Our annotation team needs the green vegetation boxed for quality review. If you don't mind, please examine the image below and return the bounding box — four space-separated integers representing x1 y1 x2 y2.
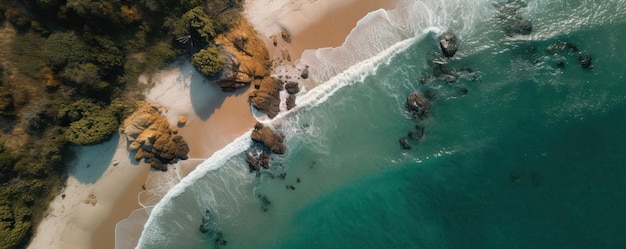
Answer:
0 0 244 247
192 47 225 76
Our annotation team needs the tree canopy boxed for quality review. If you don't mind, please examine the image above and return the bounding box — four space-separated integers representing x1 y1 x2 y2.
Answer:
192 47 225 77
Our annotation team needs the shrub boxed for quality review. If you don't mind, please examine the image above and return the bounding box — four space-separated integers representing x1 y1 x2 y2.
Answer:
192 47 224 77
174 7 216 44
64 110 119 145
0 86 14 116
45 32 90 68
57 98 101 125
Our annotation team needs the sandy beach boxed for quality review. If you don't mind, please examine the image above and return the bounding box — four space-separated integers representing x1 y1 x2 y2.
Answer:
29 0 398 248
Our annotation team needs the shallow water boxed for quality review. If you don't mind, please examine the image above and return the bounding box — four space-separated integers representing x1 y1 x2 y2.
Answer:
135 0 626 248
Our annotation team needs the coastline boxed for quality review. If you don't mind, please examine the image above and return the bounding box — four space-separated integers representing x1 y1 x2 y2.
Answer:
29 0 398 248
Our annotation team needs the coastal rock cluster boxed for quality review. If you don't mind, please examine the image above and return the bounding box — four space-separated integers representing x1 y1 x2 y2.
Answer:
249 30 309 118
120 102 190 171
213 19 272 91
246 122 286 171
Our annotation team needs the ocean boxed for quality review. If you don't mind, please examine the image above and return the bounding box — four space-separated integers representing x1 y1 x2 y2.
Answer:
133 0 626 248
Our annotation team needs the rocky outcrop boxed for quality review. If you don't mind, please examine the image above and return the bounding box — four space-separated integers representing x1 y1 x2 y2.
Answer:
246 150 270 171
212 19 272 91
405 91 430 118
251 122 286 154
120 102 190 171
249 77 283 118
286 94 296 110
439 31 458 57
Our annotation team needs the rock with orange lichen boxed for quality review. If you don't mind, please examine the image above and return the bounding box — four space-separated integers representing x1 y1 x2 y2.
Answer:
120 102 190 171
249 77 283 118
212 18 271 91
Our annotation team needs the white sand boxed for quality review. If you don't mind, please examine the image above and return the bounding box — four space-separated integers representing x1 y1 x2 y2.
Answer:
28 136 149 249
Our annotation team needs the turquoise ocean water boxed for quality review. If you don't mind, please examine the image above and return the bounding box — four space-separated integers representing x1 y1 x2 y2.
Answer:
134 0 626 248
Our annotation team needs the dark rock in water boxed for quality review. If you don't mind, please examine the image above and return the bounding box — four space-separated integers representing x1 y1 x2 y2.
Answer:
297 177 301 183
503 18 532 36
547 41 579 54
433 63 454 77
284 81 300 94
439 31 458 57
258 194 272 212
405 91 430 118
246 150 270 171
278 172 287 180
251 122 286 154
444 75 458 83
459 87 469 95
419 73 430 84
424 90 437 100
301 66 309 79
578 54 593 69
399 138 411 150
287 185 296 190
495 1 533 36
408 125 425 140
556 60 565 68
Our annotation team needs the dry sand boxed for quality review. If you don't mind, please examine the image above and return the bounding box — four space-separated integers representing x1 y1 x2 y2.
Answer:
29 0 398 248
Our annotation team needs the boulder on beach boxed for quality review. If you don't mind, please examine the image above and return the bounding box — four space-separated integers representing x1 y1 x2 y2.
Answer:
212 19 272 92
249 77 283 118
284 81 300 94
439 31 458 57
177 115 187 127
251 122 286 154
120 102 190 171
404 91 430 118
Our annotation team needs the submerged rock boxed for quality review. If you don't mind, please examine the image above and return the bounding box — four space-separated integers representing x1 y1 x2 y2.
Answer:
494 1 533 36
399 138 411 150
439 31 458 57
578 53 593 69
404 91 430 118
251 122 286 154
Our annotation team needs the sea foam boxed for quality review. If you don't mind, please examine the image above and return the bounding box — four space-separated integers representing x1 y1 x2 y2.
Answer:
135 0 495 247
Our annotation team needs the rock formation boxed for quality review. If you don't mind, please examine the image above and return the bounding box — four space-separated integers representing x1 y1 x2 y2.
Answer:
249 76 283 118
284 81 300 94
120 102 190 171
405 91 430 118
212 19 272 91
251 122 286 154
439 31 458 57
246 150 270 171
286 94 296 110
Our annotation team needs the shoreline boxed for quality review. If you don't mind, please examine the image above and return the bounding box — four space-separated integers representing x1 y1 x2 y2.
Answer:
29 0 399 248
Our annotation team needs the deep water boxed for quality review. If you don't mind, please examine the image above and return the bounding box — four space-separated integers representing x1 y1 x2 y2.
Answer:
136 1 626 248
